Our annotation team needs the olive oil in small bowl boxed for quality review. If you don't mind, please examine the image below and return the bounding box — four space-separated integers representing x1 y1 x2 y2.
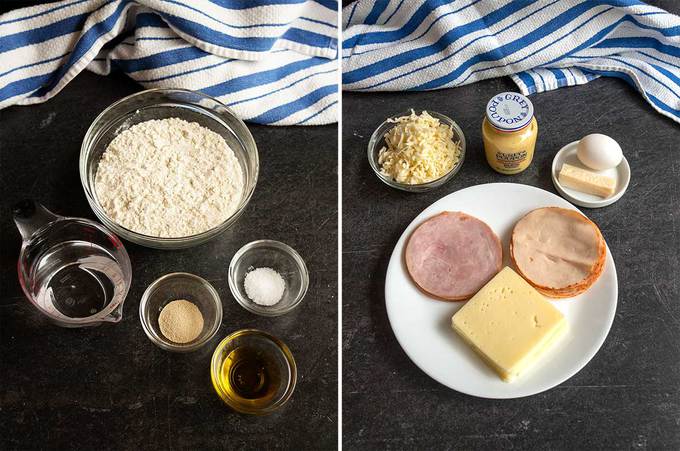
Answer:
211 329 297 414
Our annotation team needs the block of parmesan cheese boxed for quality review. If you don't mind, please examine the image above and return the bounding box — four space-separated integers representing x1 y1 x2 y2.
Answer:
558 163 616 198
451 267 568 382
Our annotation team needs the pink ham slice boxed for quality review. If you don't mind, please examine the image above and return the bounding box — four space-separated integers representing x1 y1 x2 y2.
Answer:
405 212 502 301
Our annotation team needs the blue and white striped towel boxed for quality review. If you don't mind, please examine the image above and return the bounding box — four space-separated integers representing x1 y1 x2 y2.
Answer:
0 0 338 126
343 0 680 124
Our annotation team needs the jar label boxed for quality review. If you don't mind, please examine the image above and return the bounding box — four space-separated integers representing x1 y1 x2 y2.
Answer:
495 149 527 170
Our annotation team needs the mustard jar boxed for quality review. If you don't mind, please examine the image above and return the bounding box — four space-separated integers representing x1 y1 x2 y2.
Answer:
482 92 538 175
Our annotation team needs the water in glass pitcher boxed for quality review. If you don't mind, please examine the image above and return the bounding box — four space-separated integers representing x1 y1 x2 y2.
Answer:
30 240 128 319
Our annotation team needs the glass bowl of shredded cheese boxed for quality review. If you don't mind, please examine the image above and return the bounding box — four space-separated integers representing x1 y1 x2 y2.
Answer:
368 110 466 192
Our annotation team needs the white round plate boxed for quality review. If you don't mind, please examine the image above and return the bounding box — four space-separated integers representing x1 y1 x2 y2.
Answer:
385 183 618 399
551 141 630 208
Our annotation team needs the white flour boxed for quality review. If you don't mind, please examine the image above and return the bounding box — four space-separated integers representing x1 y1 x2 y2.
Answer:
94 118 244 238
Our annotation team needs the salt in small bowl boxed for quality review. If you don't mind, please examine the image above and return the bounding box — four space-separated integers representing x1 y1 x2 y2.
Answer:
228 240 308 317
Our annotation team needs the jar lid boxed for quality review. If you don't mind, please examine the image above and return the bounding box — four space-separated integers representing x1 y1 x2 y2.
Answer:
485 92 534 132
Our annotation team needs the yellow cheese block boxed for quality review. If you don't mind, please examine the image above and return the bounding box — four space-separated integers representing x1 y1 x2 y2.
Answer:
451 267 568 382
558 163 616 198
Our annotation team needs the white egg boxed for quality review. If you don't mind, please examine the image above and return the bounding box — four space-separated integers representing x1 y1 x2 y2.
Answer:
576 134 623 170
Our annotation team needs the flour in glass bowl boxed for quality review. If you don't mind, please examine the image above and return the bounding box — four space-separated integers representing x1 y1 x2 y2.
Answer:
94 118 244 238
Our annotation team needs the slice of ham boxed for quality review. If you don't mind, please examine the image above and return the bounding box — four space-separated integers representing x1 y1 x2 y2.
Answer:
405 212 502 301
510 207 606 298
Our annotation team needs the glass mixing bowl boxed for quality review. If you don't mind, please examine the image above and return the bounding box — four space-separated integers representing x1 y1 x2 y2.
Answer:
367 110 466 193
79 88 259 249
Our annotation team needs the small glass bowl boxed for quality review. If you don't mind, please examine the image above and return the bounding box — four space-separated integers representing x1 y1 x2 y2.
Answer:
210 329 297 415
79 88 259 249
139 272 223 352
367 110 466 192
228 240 309 317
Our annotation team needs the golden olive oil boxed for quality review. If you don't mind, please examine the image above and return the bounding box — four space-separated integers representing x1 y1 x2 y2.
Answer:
220 346 280 404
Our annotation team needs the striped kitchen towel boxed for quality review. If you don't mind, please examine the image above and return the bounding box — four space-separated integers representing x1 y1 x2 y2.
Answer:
343 0 680 124
0 0 338 125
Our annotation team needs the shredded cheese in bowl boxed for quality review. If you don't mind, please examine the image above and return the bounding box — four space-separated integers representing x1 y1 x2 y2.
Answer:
377 110 462 185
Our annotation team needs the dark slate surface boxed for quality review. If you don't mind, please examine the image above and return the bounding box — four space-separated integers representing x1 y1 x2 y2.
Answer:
0 72 338 450
342 73 680 449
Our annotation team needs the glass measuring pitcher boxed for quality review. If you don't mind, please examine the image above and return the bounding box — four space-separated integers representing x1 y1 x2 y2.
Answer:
13 200 132 327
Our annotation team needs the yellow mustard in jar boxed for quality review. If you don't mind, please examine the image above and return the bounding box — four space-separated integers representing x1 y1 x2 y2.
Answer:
482 92 538 175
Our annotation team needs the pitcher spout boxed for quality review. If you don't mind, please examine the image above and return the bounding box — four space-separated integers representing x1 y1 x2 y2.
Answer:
102 304 124 323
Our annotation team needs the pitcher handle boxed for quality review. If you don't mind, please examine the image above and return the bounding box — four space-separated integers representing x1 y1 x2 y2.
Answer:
13 200 61 241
